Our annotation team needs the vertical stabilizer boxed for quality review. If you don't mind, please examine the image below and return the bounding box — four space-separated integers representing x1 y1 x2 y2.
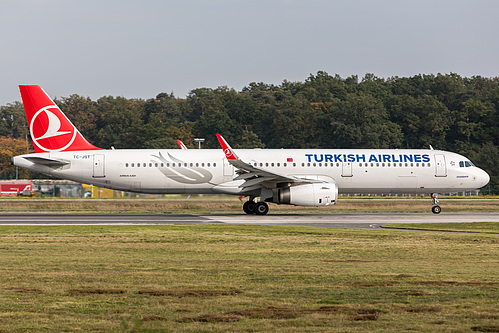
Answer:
19 85 102 153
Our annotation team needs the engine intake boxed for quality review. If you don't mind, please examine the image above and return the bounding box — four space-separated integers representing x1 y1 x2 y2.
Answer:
278 183 338 206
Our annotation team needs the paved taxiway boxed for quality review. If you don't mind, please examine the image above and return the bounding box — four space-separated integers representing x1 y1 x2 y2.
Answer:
0 212 497 229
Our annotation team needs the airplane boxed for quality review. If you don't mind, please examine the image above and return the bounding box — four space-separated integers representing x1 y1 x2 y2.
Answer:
12 85 490 215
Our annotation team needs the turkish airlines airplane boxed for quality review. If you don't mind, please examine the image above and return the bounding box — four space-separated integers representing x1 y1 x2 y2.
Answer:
12 85 490 215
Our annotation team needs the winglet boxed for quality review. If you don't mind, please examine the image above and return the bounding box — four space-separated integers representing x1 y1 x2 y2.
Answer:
177 140 188 150
216 134 238 160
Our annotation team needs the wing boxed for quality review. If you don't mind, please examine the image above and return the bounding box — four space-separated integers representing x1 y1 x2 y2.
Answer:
215 134 322 192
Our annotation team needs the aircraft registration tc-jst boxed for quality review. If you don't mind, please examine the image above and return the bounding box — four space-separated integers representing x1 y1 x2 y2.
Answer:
12 85 490 215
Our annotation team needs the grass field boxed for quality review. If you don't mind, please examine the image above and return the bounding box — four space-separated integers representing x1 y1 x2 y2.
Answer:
0 197 498 213
0 225 497 332
383 222 499 234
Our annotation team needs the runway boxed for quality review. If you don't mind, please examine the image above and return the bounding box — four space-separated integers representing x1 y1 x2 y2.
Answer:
0 212 497 229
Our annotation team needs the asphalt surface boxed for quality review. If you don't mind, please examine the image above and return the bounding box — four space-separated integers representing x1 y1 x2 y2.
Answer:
0 212 497 229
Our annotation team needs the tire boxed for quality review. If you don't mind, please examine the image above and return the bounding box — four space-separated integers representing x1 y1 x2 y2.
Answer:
243 201 256 214
254 202 269 215
432 205 441 214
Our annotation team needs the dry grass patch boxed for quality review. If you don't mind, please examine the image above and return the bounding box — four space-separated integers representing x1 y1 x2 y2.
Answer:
8 287 43 294
68 288 127 294
1 197 498 213
227 306 300 319
142 315 167 321
323 259 378 263
471 326 499 332
398 306 442 313
137 288 243 297
414 280 498 286
178 314 241 323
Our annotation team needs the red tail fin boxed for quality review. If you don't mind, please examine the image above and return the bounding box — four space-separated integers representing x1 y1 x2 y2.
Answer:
19 85 102 153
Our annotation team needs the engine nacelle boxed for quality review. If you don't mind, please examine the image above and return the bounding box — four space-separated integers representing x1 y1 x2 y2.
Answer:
278 183 338 206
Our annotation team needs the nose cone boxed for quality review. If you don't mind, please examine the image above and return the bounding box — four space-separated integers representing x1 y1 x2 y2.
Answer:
478 168 490 188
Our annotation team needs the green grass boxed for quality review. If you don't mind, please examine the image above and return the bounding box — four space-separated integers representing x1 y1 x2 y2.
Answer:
382 222 499 234
0 225 496 332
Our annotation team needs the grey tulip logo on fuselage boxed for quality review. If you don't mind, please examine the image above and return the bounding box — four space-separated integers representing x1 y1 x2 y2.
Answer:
152 152 214 184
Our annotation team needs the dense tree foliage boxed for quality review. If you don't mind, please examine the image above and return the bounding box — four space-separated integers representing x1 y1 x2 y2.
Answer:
1 72 497 193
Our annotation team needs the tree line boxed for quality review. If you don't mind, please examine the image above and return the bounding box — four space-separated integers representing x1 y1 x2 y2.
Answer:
1 72 497 193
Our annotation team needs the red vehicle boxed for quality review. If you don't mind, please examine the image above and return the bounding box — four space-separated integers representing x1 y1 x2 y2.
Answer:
0 180 34 197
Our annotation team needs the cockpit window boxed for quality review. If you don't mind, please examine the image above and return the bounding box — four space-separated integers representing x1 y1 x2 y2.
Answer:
460 161 474 167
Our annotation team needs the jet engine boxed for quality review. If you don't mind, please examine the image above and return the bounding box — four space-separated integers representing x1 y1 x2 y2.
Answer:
278 183 338 206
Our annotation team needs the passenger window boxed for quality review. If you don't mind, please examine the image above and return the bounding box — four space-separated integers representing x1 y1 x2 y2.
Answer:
283 163 286 167
271 163 274 167
307 163 311 167
213 163 216 167
125 163 129 167
313 163 316 167
207 163 210 167
277 163 280 167
293 163 296 167
137 163 140 168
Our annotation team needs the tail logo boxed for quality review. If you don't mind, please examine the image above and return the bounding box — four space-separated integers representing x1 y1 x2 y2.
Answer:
30 106 77 152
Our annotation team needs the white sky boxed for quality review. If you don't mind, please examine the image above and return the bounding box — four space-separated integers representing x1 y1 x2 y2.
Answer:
1 0 498 105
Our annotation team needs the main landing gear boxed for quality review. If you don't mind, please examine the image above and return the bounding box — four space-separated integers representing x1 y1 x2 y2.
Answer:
242 197 269 215
431 193 441 214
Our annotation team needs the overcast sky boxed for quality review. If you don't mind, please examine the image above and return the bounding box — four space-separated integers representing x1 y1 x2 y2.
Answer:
1 0 498 105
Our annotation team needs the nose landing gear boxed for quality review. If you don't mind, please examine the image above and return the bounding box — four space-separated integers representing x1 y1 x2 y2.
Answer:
431 193 441 214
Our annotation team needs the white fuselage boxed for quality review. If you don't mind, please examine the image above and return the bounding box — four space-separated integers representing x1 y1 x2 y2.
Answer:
13 148 490 195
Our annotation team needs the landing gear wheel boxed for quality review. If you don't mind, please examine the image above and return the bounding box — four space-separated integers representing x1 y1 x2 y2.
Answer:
432 205 441 214
243 201 256 214
254 202 269 215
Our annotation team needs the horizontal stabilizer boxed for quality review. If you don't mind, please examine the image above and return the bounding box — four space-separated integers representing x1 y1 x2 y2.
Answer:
24 156 70 166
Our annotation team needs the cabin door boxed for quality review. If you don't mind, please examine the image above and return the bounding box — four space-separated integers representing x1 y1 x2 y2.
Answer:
434 154 447 177
93 154 105 178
